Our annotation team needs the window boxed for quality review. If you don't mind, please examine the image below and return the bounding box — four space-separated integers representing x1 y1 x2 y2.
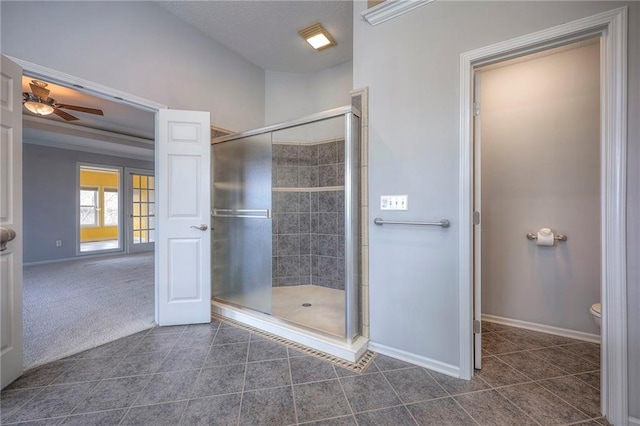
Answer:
103 188 119 226
132 174 155 244
80 187 99 227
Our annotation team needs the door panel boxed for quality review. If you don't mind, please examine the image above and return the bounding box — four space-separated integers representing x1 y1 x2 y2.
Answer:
157 110 211 326
211 134 272 315
1 55 23 388
168 239 202 300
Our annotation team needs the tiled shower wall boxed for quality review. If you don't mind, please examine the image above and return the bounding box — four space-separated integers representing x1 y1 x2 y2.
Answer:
272 140 346 290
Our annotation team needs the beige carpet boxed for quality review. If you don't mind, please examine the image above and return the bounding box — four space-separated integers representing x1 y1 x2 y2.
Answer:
23 253 155 370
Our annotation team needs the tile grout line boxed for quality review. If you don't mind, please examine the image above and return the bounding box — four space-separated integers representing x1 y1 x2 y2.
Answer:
483 323 602 425
119 327 186 412
411 368 459 426
491 370 597 424
376 365 420 425
493 350 565 383
534 377 602 421
486 350 563 426
450 396 483 426
3 331 155 424
186 320 221 400
116 327 188 425
234 331 252 426
177 320 222 424
285 342 299 425
490 328 600 367
1 384 47 422
422 363 483 426
489 386 544 426
333 365 358 425
569 370 601 392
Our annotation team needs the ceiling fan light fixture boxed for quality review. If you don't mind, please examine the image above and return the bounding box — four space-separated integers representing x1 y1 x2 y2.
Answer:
24 100 55 116
299 23 336 51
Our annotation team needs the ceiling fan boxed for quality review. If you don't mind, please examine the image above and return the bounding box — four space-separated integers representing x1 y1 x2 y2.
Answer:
22 80 104 121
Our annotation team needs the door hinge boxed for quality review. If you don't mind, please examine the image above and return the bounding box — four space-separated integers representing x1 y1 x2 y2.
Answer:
473 320 481 334
473 102 481 116
473 211 480 225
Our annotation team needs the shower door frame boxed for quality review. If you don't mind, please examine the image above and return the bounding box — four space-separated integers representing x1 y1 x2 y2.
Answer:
211 105 362 345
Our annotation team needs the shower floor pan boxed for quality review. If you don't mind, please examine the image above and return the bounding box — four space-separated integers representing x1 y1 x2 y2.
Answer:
212 285 368 362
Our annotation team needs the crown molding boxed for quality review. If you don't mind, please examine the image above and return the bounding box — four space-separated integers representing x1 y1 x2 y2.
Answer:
361 0 434 26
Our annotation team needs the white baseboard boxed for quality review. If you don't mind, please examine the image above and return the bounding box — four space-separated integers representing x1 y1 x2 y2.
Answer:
629 416 640 426
23 250 138 266
482 314 600 344
368 341 460 378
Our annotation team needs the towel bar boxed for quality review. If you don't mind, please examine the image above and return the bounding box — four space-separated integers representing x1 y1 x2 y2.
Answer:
374 218 450 228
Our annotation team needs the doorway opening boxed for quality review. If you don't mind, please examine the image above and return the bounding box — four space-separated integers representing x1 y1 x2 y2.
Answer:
78 164 122 254
472 37 602 420
474 37 601 362
458 7 628 424
17 65 160 371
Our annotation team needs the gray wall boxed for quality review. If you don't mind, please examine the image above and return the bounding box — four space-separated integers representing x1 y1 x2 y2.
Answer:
353 1 639 415
481 42 601 335
1 1 265 132
265 61 353 125
23 143 153 263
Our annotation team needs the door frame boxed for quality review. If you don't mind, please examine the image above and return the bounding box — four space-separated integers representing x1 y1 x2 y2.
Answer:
124 167 155 254
458 7 627 425
8 56 167 323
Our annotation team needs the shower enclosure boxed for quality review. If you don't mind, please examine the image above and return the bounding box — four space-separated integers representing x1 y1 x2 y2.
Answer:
211 106 361 349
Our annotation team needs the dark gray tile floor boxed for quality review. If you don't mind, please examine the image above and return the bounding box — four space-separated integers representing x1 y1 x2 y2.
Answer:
1 320 607 425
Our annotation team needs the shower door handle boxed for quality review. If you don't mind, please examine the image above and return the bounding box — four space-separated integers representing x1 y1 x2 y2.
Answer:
211 209 271 219
190 224 208 231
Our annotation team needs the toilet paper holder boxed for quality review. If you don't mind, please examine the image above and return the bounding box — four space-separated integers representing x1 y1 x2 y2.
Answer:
526 232 567 242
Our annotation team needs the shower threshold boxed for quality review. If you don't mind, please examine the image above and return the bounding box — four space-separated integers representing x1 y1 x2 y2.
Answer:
211 300 369 363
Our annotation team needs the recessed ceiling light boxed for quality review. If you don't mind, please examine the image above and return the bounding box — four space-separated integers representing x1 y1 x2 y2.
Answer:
299 23 336 51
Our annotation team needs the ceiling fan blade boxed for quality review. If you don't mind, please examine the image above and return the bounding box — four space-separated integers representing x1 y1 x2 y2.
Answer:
56 104 104 116
29 83 50 100
53 108 79 121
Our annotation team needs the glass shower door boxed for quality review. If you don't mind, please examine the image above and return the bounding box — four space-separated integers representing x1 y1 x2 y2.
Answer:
211 133 273 314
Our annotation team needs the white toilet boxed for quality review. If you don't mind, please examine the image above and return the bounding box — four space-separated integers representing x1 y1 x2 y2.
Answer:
590 303 601 329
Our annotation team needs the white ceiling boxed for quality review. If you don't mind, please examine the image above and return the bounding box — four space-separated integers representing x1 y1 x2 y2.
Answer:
22 76 155 160
158 0 354 73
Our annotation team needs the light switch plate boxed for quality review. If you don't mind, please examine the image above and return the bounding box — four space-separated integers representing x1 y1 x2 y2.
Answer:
381 195 408 210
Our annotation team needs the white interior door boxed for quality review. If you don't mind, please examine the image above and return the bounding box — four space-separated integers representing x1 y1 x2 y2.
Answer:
1 55 24 388
157 109 211 326
473 71 482 370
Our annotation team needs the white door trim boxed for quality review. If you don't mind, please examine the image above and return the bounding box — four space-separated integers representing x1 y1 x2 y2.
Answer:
7 57 167 112
458 7 628 425
12 58 167 326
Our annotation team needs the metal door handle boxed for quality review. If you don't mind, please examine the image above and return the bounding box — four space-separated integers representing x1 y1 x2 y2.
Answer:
0 227 17 252
190 224 208 231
